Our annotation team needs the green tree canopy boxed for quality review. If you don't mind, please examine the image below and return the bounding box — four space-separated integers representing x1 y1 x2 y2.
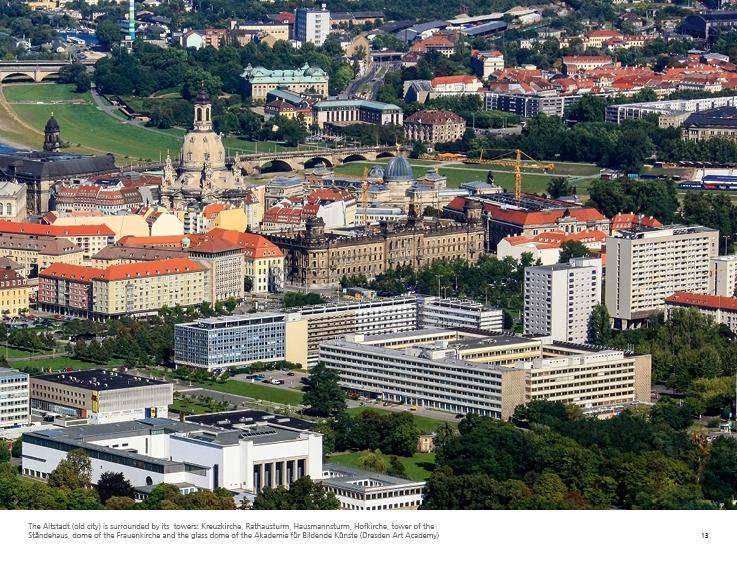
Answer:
302 362 347 417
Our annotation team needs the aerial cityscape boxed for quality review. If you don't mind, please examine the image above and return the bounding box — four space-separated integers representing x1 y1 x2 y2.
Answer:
2 0 737 513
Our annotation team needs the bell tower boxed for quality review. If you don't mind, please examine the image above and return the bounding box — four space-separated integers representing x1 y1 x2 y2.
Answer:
43 113 61 152
193 85 213 132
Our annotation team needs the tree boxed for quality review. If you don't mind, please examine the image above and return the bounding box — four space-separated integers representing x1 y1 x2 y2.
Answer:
11 438 22 459
558 240 590 263
96 19 121 51
105 496 137 510
252 476 340 510
588 304 611 346
702 436 737 504
302 363 346 417
410 142 428 159
96 471 134 503
388 455 408 478
357 449 387 473
48 449 92 490
0 440 10 463
547 177 575 199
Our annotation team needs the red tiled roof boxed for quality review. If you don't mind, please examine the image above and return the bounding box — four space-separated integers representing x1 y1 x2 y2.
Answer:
208 228 284 259
40 262 105 283
431 75 480 86
0 220 114 237
98 258 206 281
665 292 737 312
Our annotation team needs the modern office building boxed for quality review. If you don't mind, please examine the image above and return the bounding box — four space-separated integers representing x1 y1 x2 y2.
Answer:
295 5 330 46
174 312 308 370
605 225 719 329
29 369 173 424
524 257 602 343
22 417 323 494
319 329 651 419
321 463 426 510
294 296 418 366
417 296 503 332
710 255 737 296
604 95 737 125
665 292 737 334
0 368 30 429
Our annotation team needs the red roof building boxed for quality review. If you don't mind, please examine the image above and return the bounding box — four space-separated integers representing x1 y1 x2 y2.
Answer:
665 292 737 334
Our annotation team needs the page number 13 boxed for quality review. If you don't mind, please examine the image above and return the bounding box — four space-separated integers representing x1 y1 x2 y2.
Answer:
701 532 710 539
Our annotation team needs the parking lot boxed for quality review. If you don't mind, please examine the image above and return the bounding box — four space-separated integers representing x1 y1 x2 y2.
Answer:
231 369 305 389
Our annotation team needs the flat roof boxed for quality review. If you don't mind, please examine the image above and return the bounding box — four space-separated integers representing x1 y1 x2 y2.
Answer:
176 312 287 329
322 463 425 492
32 369 167 391
186 409 314 431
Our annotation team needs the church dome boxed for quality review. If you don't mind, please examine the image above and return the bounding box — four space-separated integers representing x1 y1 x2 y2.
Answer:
180 131 226 171
194 88 211 105
45 114 60 133
383 156 414 182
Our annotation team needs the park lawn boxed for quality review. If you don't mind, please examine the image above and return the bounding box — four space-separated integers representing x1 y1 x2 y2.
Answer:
9 356 125 372
10 97 183 161
3 83 92 103
3 346 51 358
328 451 436 482
205 380 304 405
345 406 453 433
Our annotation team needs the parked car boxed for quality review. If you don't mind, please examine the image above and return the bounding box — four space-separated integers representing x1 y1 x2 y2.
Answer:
270 379 283 385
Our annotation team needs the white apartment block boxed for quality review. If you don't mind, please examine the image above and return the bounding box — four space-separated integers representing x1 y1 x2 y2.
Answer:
710 255 737 296
418 296 504 332
606 226 719 329
319 329 651 419
524 257 602 343
295 5 330 46
0 368 29 429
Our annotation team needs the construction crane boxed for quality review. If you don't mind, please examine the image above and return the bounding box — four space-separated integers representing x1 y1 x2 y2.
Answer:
464 148 555 203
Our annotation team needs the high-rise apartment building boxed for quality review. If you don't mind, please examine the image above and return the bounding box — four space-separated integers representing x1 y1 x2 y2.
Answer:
295 5 330 46
606 226 719 329
524 257 602 343
0 368 29 429
709 255 737 296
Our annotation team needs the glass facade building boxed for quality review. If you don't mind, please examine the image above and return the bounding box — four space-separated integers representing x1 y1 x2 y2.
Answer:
175 313 288 370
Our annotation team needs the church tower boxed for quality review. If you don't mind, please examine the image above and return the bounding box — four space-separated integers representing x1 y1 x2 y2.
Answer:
43 113 61 152
193 86 213 132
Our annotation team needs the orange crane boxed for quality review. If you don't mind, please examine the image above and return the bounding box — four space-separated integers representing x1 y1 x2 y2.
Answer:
464 148 554 203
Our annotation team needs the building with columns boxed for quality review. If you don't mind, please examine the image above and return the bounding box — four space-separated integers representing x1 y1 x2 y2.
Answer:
22 416 323 495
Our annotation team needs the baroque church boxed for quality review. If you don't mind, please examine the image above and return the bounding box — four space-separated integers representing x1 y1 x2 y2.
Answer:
160 88 248 208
